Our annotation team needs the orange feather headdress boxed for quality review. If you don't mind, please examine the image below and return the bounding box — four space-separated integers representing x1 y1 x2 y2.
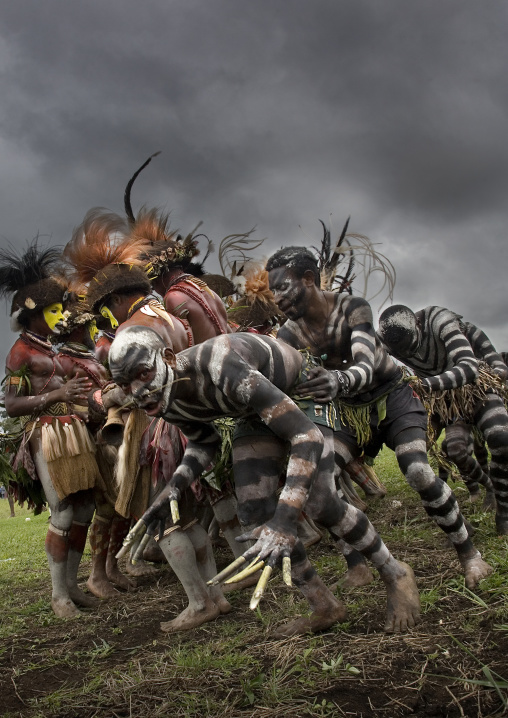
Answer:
63 208 152 311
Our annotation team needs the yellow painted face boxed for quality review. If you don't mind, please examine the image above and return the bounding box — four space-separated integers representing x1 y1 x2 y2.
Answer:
88 319 99 344
43 303 67 333
100 305 119 330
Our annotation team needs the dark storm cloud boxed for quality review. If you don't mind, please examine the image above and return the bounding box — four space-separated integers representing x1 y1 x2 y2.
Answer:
0 0 507 367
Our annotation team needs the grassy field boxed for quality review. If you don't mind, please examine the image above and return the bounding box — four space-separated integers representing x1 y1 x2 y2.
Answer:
0 450 507 718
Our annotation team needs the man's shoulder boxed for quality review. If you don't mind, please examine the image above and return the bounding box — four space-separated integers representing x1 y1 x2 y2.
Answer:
340 294 373 322
6 337 38 370
276 321 302 347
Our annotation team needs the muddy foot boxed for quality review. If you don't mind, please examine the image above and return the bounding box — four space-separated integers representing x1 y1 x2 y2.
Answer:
106 567 135 591
384 562 420 633
272 602 348 639
143 543 166 563
51 597 81 618
483 492 496 512
68 585 99 608
216 597 233 614
160 601 222 632
331 563 375 591
461 554 493 589
86 575 120 599
125 560 158 577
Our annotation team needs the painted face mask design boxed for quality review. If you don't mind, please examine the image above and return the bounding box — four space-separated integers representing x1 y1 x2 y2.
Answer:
109 330 175 417
268 268 307 321
131 350 174 416
88 320 99 345
100 305 119 330
43 303 68 334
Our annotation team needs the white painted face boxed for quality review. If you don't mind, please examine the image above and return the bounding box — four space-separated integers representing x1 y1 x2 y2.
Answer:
109 327 174 416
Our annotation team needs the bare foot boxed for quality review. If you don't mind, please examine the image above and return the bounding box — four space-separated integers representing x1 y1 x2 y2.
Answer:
384 562 420 633
496 516 508 536
142 543 166 563
86 575 120 599
216 597 233 614
160 601 221 632
469 490 481 503
222 571 261 593
272 602 348 639
51 597 81 618
106 567 135 591
207 584 232 614
483 492 496 512
331 564 375 590
460 554 493 589
68 586 99 608
125 560 158 577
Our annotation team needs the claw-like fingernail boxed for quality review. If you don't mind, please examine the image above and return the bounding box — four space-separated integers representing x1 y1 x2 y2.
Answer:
223 560 264 584
282 556 292 586
249 565 273 610
115 519 146 560
170 500 180 524
132 532 151 564
207 555 247 586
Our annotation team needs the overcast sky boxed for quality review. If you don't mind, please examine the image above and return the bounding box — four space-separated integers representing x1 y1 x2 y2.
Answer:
0 1 507 368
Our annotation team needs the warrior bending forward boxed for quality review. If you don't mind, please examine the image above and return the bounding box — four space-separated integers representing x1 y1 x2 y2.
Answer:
109 327 420 635
265 247 491 589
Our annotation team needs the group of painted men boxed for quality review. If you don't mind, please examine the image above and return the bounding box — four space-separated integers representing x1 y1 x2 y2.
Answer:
1 208 507 639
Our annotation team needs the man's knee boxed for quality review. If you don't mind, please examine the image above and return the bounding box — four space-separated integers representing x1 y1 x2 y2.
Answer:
404 461 436 491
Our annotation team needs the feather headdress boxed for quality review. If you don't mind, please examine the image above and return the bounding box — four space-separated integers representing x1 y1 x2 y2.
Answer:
123 153 202 275
64 208 152 311
315 219 396 309
0 240 66 330
227 261 284 330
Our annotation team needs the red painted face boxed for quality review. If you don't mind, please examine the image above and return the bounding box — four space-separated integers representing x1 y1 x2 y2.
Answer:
268 267 308 321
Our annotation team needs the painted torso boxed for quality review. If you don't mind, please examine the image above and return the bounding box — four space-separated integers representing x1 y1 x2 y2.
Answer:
6 335 66 397
161 333 303 429
58 347 109 390
278 293 398 396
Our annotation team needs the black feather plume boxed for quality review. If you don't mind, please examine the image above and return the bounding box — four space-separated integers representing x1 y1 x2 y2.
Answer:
124 151 161 225
0 240 62 298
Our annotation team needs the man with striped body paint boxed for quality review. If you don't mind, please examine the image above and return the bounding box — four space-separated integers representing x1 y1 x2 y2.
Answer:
266 248 491 590
109 326 420 636
437 320 507 506
378 305 508 536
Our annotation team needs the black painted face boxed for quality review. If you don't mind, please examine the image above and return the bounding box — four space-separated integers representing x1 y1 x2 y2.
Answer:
378 315 420 359
268 266 308 321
